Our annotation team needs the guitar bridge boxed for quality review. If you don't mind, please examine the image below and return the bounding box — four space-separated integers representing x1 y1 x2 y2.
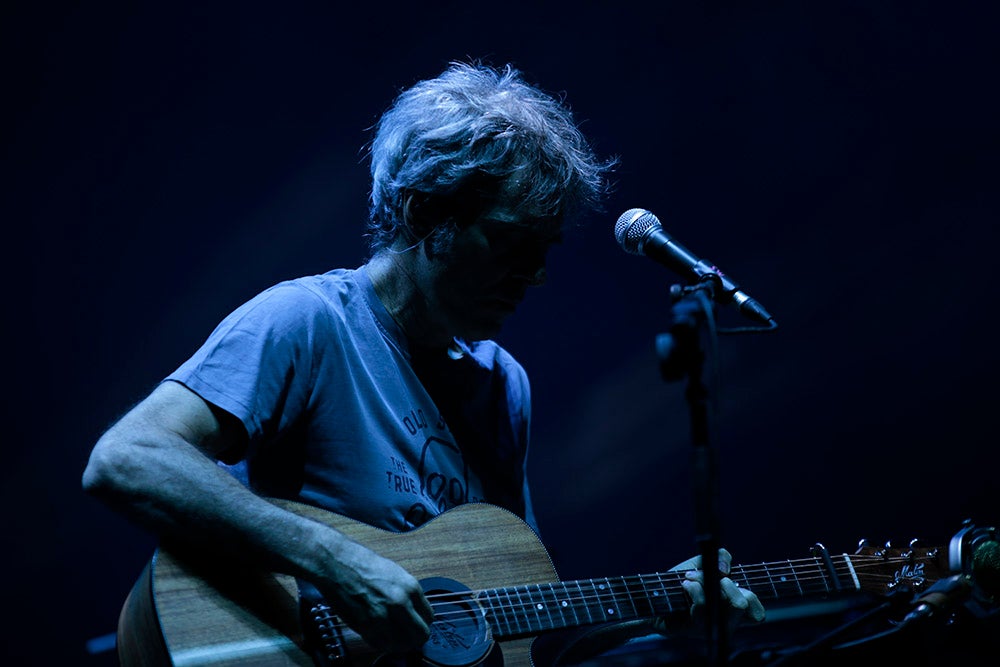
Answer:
298 579 346 665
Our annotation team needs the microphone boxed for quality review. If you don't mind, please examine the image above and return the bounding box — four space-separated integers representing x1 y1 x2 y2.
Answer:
971 537 1000 598
898 574 974 628
898 535 1000 628
614 208 775 326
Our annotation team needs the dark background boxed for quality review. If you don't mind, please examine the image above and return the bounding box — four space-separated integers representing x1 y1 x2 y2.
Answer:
4 1 998 664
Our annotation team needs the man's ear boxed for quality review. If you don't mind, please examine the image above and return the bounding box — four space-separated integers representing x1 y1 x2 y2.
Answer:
403 192 439 240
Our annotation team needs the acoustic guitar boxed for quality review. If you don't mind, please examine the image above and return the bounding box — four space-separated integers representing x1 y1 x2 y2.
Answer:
117 498 951 666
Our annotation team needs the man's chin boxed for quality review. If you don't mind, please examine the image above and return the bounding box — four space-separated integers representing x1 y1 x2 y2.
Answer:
457 315 508 342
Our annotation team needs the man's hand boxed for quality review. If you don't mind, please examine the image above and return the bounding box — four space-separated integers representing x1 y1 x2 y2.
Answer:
314 538 436 655
669 548 765 628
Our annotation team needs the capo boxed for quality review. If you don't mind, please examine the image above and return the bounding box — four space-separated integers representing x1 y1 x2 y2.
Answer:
811 543 844 592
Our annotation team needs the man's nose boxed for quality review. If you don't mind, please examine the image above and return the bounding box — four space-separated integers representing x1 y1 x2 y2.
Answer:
512 246 549 287
513 263 546 287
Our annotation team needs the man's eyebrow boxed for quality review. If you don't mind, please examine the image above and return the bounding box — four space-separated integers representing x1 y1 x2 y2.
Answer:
499 226 564 246
482 216 565 240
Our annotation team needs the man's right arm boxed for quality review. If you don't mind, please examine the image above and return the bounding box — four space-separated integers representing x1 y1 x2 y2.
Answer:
82 380 434 654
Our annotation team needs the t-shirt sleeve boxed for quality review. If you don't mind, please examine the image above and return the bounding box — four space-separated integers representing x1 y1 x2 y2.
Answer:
166 282 328 451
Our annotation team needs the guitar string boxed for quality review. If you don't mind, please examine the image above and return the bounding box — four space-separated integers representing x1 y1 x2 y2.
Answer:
317 555 938 631
412 555 933 625
419 554 936 605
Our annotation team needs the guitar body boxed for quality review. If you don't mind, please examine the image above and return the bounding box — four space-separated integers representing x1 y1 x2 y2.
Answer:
119 496 959 666
119 500 559 667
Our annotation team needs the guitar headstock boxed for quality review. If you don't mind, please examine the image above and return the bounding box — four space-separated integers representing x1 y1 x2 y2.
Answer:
851 538 951 597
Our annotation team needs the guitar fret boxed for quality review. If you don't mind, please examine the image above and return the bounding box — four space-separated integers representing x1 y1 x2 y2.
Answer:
648 572 685 615
574 580 595 625
585 578 601 621
761 561 805 599
638 573 678 617
551 582 578 628
669 572 690 612
580 579 599 622
631 575 660 618
585 579 610 622
648 572 678 615
788 559 805 596
814 558 837 593
479 591 509 637
616 576 640 619
733 565 752 590
636 574 658 616
802 556 831 595
476 591 506 635
761 562 779 598
514 586 541 633
601 578 622 620
531 583 556 631
502 587 525 635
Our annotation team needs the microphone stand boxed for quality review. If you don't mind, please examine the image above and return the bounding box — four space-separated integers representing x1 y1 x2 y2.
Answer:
656 279 727 667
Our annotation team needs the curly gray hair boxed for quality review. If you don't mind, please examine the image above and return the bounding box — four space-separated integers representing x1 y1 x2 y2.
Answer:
365 61 614 254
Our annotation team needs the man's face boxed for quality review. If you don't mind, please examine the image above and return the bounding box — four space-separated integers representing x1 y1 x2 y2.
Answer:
422 205 563 341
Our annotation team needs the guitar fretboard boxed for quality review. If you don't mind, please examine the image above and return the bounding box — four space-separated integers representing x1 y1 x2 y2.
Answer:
479 554 860 639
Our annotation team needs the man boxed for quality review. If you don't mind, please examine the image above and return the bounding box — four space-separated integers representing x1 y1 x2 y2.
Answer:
83 60 763 663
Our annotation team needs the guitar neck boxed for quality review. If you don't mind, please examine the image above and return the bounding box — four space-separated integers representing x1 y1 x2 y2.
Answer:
481 553 860 639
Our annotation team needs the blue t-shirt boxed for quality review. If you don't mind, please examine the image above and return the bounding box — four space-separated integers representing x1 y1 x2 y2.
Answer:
166 266 537 533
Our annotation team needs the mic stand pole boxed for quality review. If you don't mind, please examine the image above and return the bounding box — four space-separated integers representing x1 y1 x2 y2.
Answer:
656 281 727 667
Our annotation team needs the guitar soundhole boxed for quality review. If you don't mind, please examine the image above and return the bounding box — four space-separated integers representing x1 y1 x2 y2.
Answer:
419 576 494 667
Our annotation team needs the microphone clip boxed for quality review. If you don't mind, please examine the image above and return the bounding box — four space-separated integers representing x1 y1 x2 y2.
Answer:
657 286 713 382
898 573 974 628
666 279 776 336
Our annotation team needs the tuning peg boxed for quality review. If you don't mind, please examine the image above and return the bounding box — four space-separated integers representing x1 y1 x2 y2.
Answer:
869 540 892 559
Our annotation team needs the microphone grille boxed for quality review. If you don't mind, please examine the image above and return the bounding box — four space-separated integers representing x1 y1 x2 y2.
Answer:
972 539 1000 597
614 208 661 254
